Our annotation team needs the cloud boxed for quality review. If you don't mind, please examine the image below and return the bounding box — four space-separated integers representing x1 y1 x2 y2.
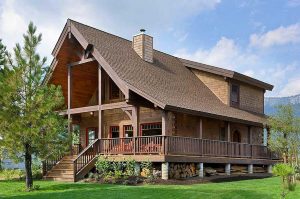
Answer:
250 23 300 48
279 77 300 97
0 0 221 63
174 37 258 70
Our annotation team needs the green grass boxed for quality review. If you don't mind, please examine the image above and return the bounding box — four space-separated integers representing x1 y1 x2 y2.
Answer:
0 177 299 199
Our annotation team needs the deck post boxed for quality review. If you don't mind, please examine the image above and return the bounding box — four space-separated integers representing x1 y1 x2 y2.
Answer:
132 106 139 154
67 64 72 154
227 122 231 142
198 163 204 178
98 64 102 139
199 118 203 139
248 164 253 174
161 162 169 180
225 163 231 175
161 110 168 136
267 165 273 174
134 162 141 176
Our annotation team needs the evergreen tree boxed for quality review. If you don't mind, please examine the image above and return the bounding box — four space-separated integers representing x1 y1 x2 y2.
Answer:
0 22 70 190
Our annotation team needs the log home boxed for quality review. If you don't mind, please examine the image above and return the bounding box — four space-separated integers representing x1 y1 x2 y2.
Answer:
43 19 279 182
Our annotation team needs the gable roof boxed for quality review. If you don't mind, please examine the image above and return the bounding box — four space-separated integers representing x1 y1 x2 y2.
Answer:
180 58 273 91
49 19 271 126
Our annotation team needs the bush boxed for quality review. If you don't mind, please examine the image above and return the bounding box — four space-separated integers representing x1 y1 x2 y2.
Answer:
273 163 295 199
141 160 153 178
125 159 136 176
95 156 111 177
1 169 25 180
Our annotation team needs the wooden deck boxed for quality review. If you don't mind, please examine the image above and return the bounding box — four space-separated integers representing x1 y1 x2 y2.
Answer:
43 135 279 181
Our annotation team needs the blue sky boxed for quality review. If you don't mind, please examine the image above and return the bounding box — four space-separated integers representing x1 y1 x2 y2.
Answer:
0 0 299 97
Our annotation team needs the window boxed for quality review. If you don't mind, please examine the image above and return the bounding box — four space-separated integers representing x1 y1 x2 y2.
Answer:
109 79 120 99
86 127 97 146
219 127 226 141
123 125 133 138
110 126 120 138
230 84 240 107
140 123 162 136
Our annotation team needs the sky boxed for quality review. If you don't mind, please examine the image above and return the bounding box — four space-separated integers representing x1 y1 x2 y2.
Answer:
0 0 299 97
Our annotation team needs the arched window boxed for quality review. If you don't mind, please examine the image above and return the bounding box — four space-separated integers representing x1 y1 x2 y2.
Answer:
233 130 241 143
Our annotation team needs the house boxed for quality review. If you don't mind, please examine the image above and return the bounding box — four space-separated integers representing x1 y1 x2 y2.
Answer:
43 19 279 182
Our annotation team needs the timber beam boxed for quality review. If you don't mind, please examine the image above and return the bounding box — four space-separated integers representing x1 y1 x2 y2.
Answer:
67 57 96 67
60 102 133 115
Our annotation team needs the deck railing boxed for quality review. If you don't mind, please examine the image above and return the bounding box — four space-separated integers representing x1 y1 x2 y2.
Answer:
95 136 278 160
70 135 278 175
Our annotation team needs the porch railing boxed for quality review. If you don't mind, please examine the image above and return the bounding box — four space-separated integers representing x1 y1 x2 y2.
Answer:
95 136 278 160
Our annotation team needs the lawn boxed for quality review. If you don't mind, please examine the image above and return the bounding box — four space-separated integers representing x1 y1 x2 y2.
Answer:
0 177 299 199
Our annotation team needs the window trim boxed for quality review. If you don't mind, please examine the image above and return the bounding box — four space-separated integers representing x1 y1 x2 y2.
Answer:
230 83 240 107
123 125 133 138
139 122 162 136
109 126 120 138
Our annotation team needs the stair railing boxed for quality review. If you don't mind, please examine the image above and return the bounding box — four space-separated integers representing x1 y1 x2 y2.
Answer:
73 139 101 175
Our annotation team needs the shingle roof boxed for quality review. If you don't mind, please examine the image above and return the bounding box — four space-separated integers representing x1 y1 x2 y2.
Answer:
70 20 268 126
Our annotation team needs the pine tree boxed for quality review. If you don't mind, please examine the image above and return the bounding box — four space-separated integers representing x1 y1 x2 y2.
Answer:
0 22 70 190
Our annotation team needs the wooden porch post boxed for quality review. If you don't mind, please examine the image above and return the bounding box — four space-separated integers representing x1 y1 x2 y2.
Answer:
68 64 72 154
98 65 102 139
161 110 167 136
248 126 252 144
132 106 139 154
227 122 231 142
199 118 203 139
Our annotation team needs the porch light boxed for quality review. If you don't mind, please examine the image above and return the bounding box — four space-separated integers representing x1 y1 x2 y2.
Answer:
90 111 94 116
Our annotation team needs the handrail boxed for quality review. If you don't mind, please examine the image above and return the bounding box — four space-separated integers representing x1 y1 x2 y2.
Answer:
73 139 101 175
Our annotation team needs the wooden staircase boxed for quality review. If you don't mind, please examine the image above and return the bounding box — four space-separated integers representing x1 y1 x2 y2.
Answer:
43 140 101 182
44 155 76 182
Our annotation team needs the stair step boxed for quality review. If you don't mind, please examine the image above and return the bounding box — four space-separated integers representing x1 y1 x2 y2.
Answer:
48 170 74 175
47 173 74 178
44 176 74 182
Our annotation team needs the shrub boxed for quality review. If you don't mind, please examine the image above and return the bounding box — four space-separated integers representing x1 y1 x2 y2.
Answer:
125 159 136 176
141 160 154 180
95 156 111 177
112 161 123 179
273 163 295 199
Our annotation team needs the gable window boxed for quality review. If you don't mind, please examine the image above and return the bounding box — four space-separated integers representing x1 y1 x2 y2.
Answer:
110 126 120 138
123 125 133 138
140 123 162 136
109 79 120 100
230 84 240 107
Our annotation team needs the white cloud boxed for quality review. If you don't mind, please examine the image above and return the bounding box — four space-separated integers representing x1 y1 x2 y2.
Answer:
174 37 258 70
0 0 221 63
250 23 300 48
279 78 300 97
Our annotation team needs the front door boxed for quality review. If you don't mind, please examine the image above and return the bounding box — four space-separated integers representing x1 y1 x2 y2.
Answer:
86 127 97 146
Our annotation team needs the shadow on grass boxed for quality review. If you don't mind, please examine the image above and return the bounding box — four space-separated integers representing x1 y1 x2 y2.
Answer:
210 174 272 183
4 182 273 199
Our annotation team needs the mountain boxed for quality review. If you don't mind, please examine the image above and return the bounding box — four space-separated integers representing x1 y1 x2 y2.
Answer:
265 94 300 116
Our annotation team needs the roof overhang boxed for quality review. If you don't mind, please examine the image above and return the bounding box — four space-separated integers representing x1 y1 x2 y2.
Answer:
179 58 274 91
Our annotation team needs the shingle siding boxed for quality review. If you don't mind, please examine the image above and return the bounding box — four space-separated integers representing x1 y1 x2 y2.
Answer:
240 83 264 114
191 69 229 105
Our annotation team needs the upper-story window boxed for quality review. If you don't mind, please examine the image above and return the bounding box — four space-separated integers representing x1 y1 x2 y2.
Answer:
109 79 120 100
230 84 240 107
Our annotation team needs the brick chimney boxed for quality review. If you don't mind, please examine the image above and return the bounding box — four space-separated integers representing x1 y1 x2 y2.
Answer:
132 29 153 63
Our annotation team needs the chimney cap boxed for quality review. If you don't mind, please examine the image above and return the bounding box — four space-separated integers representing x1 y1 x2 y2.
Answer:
140 28 146 33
